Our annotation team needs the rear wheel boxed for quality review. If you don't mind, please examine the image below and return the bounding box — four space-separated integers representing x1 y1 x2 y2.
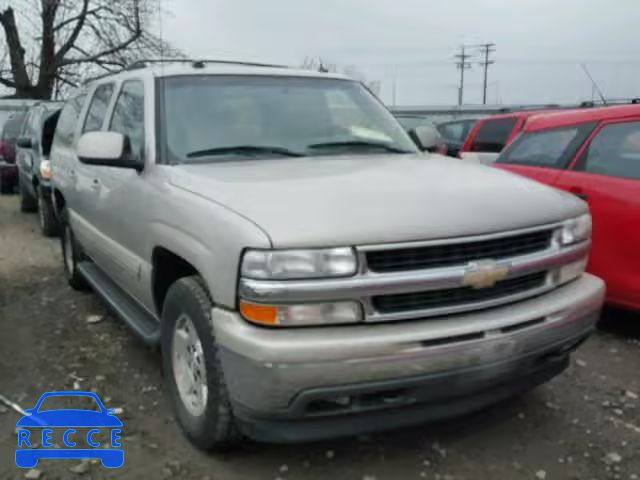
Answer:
60 210 90 291
37 187 60 237
19 180 37 212
161 276 242 450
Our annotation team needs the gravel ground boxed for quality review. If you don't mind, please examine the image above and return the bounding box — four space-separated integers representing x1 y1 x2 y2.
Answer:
1 194 639 480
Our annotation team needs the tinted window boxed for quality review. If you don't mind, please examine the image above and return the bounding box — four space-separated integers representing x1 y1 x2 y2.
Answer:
22 109 41 139
2 112 26 140
162 76 417 162
497 127 580 168
438 120 476 142
395 115 433 131
579 121 640 180
109 80 145 160
470 118 517 153
83 84 115 133
53 94 87 148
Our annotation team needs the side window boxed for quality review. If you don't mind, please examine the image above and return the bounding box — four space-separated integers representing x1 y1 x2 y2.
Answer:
83 83 115 133
470 118 517 153
438 122 465 142
109 80 145 160
578 121 640 180
53 94 87 148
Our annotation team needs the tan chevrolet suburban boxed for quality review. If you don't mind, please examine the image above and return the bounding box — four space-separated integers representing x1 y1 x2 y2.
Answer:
50 59 605 449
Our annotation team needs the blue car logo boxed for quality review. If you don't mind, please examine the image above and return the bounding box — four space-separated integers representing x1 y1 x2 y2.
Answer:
15 391 123 468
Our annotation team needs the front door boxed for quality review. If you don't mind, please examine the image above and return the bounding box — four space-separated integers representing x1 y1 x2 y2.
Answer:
555 119 640 309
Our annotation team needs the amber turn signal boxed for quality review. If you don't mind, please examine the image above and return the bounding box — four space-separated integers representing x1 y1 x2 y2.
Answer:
239 301 278 326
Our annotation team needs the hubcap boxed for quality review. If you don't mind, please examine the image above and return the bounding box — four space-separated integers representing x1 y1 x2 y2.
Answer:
172 314 208 417
64 227 74 274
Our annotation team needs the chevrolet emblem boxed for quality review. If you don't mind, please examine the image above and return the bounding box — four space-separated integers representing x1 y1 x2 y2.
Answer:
462 261 510 289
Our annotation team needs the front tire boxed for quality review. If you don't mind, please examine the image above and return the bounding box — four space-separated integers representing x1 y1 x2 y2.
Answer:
37 187 60 237
60 210 90 291
161 276 242 450
19 180 37 213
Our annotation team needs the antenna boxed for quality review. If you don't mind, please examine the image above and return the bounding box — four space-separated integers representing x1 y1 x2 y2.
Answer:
158 0 164 60
580 63 607 105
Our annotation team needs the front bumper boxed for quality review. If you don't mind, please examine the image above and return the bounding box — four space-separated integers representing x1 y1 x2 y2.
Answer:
0 160 17 184
214 274 604 442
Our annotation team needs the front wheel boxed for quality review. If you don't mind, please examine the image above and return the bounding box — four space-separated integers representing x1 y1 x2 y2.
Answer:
37 187 60 237
161 276 242 450
60 211 90 291
19 180 37 213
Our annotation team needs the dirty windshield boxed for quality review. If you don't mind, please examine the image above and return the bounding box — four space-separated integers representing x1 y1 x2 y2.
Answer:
162 76 417 162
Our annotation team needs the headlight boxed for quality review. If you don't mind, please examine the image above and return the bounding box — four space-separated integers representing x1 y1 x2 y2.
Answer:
240 300 362 327
39 160 52 181
241 248 357 280
558 214 592 246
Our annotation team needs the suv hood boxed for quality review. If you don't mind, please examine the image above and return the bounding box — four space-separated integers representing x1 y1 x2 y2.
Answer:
169 155 586 248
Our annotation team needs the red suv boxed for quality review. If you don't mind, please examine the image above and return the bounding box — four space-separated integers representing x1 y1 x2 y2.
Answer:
494 105 640 311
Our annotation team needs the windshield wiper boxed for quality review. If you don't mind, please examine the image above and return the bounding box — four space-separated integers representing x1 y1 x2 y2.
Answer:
307 140 414 154
186 145 305 159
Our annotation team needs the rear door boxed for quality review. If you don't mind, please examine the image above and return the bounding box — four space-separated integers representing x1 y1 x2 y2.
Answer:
494 123 596 186
461 117 517 164
554 119 640 309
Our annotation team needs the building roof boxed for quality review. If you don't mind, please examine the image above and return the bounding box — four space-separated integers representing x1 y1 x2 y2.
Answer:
525 104 640 131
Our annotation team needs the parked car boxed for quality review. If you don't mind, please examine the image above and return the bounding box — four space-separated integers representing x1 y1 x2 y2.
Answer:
459 110 559 164
393 114 448 155
51 60 604 449
494 104 640 312
0 111 27 193
436 118 477 157
15 102 64 236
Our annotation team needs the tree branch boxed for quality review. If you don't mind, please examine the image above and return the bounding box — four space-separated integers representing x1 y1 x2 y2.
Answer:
54 0 90 64
53 6 103 32
0 75 17 88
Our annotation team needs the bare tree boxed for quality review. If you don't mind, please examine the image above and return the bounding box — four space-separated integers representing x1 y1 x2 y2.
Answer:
0 0 178 99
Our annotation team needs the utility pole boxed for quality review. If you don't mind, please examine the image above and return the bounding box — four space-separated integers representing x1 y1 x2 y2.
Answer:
478 43 496 105
455 46 472 106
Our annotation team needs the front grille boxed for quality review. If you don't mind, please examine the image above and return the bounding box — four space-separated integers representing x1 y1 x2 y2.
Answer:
372 272 548 313
366 229 553 273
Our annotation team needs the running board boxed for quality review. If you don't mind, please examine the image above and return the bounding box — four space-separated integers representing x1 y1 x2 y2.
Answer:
77 262 161 345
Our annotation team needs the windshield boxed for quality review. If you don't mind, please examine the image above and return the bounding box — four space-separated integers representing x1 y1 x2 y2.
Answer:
161 75 417 163
394 115 434 131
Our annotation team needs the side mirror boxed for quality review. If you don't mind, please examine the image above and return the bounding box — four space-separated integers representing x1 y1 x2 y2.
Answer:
77 132 143 171
409 125 444 153
17 137 33 149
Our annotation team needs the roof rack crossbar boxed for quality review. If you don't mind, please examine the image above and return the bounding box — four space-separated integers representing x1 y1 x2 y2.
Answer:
126 58 288 71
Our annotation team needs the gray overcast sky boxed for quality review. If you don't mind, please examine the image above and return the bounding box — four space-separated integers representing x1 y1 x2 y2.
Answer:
164 0 640 106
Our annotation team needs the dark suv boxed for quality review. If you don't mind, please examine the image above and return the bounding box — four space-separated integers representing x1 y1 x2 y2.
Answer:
16 102 64 236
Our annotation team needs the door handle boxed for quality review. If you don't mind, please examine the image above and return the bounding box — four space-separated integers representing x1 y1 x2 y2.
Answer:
569 187 588 201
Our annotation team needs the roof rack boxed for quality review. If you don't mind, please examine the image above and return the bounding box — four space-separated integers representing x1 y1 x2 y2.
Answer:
126 58 289 71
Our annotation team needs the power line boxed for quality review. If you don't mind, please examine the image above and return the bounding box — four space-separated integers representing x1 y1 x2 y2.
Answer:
454 45 472 106
478 43 496 105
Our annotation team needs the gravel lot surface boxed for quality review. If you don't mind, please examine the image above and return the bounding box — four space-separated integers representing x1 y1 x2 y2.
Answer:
1 194 639 480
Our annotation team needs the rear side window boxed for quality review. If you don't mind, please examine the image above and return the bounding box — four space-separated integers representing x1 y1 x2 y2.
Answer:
83 83 115 133
53 94 87 148
438 120 473 142
497 127 580 168
470 118 517 153
577 121 640 180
